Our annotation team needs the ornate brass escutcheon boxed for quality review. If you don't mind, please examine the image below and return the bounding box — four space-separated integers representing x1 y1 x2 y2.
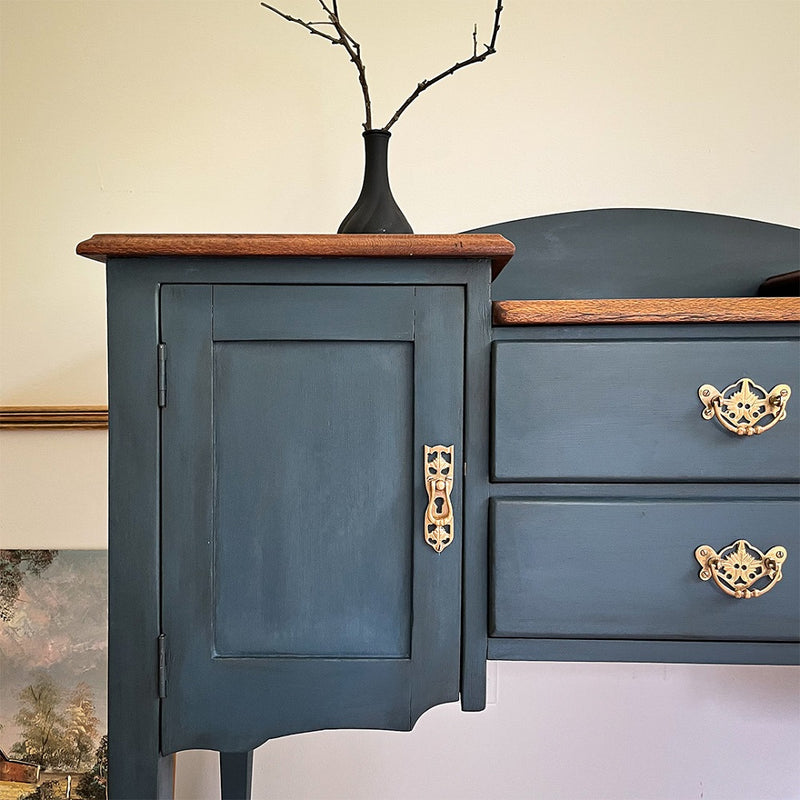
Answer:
695 539 787 599
424 445 454 553
698 378 790 435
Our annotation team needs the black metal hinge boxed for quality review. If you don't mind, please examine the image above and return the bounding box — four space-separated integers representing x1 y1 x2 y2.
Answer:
158 633 167 698
158 343 167 408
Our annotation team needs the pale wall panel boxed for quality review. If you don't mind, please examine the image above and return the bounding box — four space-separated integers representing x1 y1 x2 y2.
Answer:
0 430 107 549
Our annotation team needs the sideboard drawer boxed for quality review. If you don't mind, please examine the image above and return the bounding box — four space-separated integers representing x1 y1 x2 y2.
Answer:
490 498 800 642
492 339 800 482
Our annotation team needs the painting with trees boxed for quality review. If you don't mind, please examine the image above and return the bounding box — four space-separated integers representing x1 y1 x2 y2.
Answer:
0 551 107 800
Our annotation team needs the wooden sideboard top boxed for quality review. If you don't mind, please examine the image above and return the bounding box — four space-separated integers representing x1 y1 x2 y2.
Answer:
76 233 515 280
492 297 800 325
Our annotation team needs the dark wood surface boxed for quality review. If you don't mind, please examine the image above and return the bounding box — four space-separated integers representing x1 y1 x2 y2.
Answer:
493 297 800 325
76 233 515 279
0 406 108 429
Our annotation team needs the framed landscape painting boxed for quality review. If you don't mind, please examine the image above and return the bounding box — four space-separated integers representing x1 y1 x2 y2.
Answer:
0 550 107 800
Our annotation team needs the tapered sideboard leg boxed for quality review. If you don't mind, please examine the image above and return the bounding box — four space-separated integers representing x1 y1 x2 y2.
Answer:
220 751 254 800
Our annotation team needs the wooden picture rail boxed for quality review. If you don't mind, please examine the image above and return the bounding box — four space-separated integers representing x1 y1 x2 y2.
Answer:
0 406 109 429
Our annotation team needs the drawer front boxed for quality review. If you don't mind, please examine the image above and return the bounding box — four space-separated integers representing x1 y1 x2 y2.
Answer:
490 498 800 642
492 339 800 481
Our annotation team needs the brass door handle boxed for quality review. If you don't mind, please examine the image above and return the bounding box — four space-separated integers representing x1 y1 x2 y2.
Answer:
695 540 787 598
424 445 454 553
699 378 790 435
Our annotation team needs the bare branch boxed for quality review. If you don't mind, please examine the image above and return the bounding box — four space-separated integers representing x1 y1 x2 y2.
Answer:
260 3 338 43
382 0 504 131
318 3 372 129
317 0 358 49
261 2 503 134
488 0 503 50
261 2 372 129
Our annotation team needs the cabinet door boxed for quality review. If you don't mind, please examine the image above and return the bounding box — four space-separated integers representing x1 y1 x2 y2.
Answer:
159 283 463 753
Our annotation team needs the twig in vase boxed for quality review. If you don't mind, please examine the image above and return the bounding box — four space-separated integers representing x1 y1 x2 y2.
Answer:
382 1 503 131
260 1 373 129
259 1 504 132
260 3 338 43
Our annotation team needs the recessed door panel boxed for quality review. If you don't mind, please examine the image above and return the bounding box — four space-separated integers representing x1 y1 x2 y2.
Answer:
214 340 413 658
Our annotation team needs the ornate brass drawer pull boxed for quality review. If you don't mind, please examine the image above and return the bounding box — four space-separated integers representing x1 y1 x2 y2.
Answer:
695 540 787 599
698 378 790 435
424 445 454 553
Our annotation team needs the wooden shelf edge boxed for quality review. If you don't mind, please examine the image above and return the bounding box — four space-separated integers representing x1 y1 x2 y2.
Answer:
0 406 109 430
76 233 516 280
492 297 800 326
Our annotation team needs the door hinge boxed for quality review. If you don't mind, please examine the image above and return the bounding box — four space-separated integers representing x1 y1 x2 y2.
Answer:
157 343 167 408
158 633 167 698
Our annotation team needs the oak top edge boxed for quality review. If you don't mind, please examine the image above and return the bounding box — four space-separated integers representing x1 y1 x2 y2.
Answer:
493 297 800 325
76 233 515 278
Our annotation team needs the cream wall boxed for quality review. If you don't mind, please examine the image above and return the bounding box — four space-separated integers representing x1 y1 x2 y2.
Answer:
1 1 798 798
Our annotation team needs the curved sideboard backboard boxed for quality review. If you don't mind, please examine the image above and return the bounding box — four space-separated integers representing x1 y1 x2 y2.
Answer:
470 208 799 300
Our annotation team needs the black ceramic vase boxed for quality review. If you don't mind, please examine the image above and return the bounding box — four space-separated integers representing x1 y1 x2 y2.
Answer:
338 129 413 234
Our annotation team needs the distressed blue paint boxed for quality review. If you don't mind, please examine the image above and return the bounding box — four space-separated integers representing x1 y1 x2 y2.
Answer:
474 209 799 300
159 282 467 754
485 210 799 672
220 751 253 800
95 211 800 799
492 337 800 482
213 339 414 658
490 497 800 640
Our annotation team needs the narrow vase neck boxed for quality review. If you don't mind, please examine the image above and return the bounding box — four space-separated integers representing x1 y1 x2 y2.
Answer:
360 130 391 189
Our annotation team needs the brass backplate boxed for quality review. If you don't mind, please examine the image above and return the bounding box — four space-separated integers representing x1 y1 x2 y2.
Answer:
424 445 454 553
699 378 790 435
695 539 787 599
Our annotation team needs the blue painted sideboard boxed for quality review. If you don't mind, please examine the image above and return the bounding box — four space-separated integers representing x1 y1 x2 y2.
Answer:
476 209 800 665
77 212 799 799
